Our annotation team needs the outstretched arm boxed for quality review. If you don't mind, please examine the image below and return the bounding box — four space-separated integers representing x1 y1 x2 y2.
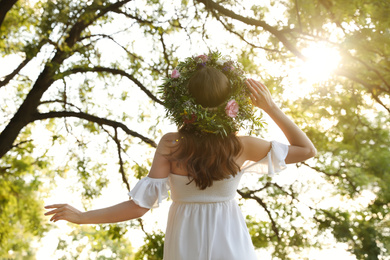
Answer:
44 200 149 224
44 134 173 224
245 79 316 164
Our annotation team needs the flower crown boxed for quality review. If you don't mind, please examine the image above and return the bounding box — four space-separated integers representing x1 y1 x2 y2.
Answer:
159 51 263 137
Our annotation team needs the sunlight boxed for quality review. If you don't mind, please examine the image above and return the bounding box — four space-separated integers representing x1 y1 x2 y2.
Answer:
283 42 341 100
300 42 341 83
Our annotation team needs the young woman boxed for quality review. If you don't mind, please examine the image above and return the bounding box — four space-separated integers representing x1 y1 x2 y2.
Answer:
45 52 316 260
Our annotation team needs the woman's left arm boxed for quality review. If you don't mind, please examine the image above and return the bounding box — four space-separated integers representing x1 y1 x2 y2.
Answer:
44 200 149 224
44 133 174 224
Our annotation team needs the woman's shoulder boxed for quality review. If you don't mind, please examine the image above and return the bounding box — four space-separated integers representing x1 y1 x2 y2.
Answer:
237 135 268 146
160 132 179 144
156 132 179 153
238 135 272 162
237 135 255 143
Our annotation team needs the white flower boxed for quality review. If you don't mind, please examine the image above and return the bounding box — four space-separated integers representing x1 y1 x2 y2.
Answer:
216 56 231 66
216 58 228 66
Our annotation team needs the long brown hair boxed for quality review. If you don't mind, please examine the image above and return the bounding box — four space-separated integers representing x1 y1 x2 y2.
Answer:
171 67 243 189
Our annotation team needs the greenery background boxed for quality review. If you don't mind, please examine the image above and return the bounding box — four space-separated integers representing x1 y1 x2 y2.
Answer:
0 0 389 259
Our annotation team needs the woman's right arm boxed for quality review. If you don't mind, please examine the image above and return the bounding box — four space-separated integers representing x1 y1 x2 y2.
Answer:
245 79 316 164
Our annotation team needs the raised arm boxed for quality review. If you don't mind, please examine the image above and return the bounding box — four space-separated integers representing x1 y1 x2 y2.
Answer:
245 79 316 164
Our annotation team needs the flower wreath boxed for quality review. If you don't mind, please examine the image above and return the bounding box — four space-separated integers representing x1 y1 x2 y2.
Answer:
159 51 263 137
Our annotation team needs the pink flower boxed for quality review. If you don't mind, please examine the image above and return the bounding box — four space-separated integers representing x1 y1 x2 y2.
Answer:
223 65 234 71
225 99 239 118
171 69 180 78
184 113 197 124
197 55 208 63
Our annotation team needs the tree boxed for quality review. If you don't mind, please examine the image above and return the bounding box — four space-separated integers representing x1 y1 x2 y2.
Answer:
0 0 389 259
194 0 390 258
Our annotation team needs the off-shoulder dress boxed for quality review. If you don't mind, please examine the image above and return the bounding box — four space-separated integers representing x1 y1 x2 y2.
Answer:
129 141 289 260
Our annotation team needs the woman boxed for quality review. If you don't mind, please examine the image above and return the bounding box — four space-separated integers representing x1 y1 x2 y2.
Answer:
45 52 316 259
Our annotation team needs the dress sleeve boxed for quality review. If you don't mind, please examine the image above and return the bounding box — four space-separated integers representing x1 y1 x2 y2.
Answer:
241 141 289 176
128 177 170 209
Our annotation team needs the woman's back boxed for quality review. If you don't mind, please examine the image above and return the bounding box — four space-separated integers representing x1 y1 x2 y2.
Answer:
169 171 243 203
168 133 271 178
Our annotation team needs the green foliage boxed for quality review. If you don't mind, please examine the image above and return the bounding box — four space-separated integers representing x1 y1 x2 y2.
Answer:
249 0 390 258
0 0 36 54
283 79 390 258
315 208 388 260
0 131 50 258
134 230 165 260
55 224 133 259
1 0 390 259
246 216 271 248
241 177 313 259
76 157 109 201
131 164 149 180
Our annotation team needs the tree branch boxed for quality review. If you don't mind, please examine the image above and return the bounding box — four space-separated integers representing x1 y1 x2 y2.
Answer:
340 50 390 93
336 69 390 114
39 99 82 112
211 9 281 53
11 139 33 149
60 66 163 105
195 0 306 60
294 0 302 32
0 0 133 159
0 57 30 88
300 162 358 192
159 31 171 77
32 111 157 148
0 0 18 30
113 9 184 30
65 0 132 47
79 33 145 62
114 127 130 191
237 189 281 241
113 9 155 25
0 39 48 88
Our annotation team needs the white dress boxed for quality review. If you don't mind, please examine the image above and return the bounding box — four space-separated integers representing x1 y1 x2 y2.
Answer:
129 141 289 260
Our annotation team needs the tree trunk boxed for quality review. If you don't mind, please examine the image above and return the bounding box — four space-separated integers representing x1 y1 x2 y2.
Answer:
0 0 18 30
0 51 66 158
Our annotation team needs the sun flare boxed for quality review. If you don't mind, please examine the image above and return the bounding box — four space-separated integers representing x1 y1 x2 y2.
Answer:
300 42 341 83
282 42 341 100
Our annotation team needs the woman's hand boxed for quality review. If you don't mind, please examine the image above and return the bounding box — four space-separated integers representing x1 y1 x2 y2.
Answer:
44 204 84 224
245 79 316 163
245 79 276 113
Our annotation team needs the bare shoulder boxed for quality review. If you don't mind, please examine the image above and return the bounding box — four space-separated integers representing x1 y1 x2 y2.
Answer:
160 132 179 143
156 132 179 153
238 135 269 148
148 133 178 178
238 135 272 162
